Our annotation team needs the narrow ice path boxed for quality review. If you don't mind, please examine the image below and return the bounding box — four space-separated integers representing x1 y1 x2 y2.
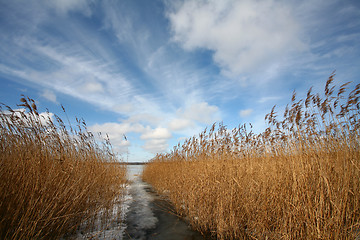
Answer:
65 165 205 239
123 175 205 240
124 165 205 240
123 177 158 239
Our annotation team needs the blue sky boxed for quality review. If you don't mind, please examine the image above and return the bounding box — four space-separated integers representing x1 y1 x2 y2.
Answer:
1 0 359 162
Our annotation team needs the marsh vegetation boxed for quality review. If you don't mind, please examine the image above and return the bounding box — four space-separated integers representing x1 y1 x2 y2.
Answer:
143 74 360 239
0 97 126 239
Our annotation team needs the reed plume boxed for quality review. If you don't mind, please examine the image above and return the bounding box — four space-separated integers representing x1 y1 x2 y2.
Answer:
143 74 360 239
0 96 126 239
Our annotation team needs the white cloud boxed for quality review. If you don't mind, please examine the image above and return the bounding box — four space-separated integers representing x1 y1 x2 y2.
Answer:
166 102 219 135
41 89 58 104
82 82 104 94
112 103 134 114
239 109 253 118
142 138 169 154
39 111 55 125
45 0 93 16
89 123 173 155
167 0 306 77
140 127 172 140
101 1 153 68
138 127 173 154
90 122 145 137
168 118 194 131
257 96 282 103
89 122 145 154
125 113 162 127
2 38 138 114
181 102 219 124
1 108 54 127
161 101 221 138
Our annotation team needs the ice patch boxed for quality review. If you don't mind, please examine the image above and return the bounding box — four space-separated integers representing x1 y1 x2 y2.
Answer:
124 176 158 240
63 187 129 240
64 165 158 240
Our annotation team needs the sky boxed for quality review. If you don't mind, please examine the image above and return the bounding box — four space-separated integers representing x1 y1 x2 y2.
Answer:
0 0 360 162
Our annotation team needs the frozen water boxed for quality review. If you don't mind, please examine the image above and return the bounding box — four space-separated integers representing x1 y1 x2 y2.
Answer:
64 165 204 240
126 164 144 181
124 176 158 239
63 188 129 240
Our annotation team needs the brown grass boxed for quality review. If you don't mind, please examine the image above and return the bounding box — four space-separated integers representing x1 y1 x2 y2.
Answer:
0 96 126 239
143 73 360 239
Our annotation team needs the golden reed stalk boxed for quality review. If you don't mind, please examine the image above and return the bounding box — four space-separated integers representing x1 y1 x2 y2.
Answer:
143 74 360 239
0 97 126 239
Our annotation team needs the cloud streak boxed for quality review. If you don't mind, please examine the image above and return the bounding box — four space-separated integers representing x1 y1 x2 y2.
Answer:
1 0 359 161
41 89 58 104
239 109 253 118
167 0 307 78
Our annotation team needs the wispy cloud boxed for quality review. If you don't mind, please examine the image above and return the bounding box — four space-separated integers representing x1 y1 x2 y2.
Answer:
90 122 173 155
239 109 253 118
168 118 194 131
166 0 306 78
46 0 93 16
142 138 169 154
89 122 144 154
257 96 282 104
40 89 58 104
1 0 359 160
1 108 55 127
1 39 138 112
140 127 172 140
179 102 220 124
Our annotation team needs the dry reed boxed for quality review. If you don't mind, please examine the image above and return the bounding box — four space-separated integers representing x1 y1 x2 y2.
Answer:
143 73 360 239
0 96 126 239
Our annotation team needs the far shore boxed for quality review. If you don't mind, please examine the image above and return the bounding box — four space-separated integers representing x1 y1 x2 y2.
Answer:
105 162 148 165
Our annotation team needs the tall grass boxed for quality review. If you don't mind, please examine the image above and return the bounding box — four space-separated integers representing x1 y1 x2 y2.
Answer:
143 74 360 239
0 96 126 239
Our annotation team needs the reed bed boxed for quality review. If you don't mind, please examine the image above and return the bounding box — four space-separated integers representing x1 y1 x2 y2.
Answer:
0 97 126 239
143 74 360 239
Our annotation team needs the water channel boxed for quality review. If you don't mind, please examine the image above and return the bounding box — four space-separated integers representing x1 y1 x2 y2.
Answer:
68 165 206 239
123 164 205 240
